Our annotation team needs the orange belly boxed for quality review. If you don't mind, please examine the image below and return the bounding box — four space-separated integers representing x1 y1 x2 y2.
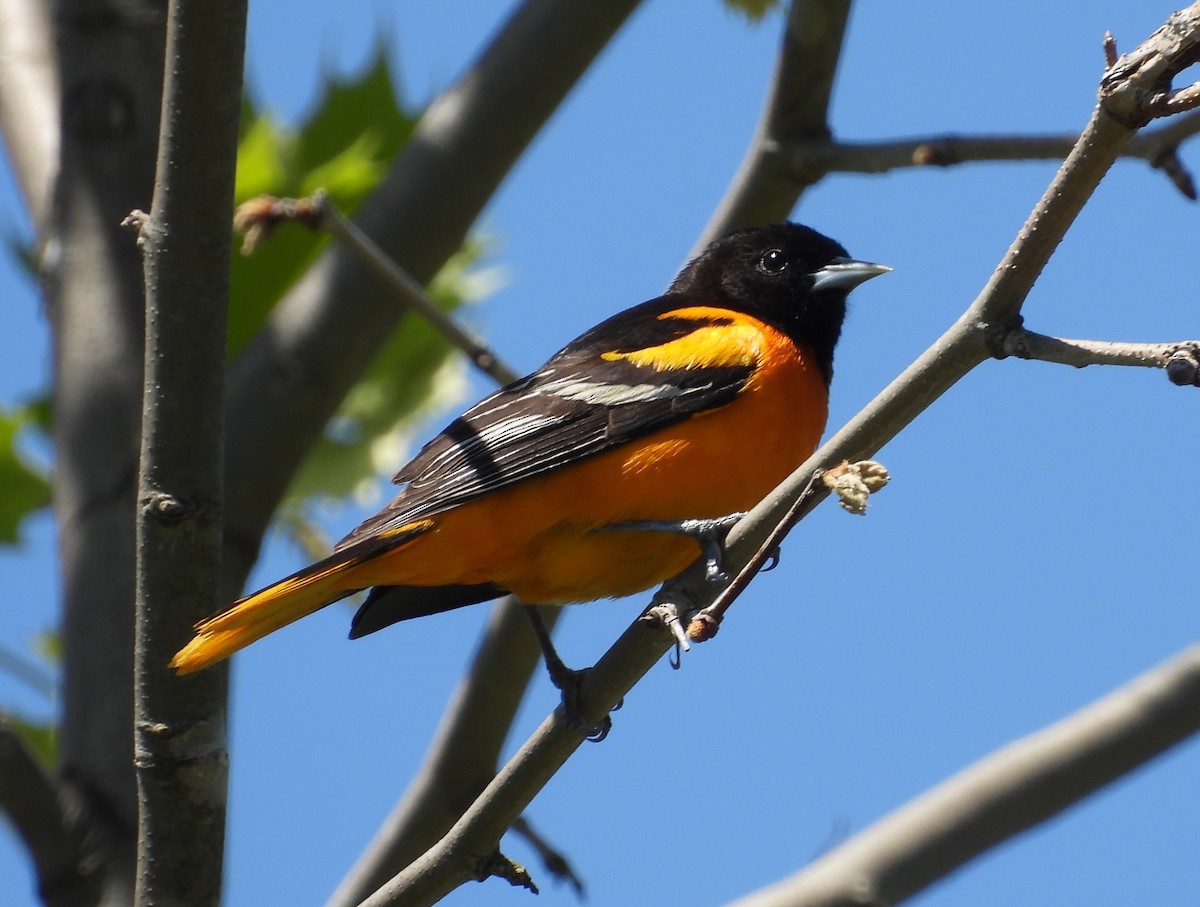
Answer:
351 330 829 604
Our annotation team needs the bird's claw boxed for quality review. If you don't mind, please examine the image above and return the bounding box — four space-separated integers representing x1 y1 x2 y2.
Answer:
761 545 782 572
550 664 617 743
600 512 746 586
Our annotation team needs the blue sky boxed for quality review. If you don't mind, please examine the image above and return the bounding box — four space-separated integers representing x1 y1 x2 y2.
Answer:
3 1 1199 905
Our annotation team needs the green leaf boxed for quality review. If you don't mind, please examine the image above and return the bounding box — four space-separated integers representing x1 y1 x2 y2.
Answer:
723 0 781 21
281 240 501 510
0 406 51 545
233 112 292 202
299 133 389 200
229 47 419 356
231 47 499 530
34 631 61 665
2 713 57 769
293 50 415 188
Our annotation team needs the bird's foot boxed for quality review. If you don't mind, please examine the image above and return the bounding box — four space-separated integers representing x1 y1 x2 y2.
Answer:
599 512 747 584
524 604 619 742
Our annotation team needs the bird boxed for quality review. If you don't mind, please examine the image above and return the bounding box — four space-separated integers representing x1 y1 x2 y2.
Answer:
170 223 888 676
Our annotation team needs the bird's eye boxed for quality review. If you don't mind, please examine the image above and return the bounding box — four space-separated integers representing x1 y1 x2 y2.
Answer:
758 248 787 274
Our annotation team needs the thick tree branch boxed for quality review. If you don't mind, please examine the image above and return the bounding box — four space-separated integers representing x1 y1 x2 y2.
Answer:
327 599 558 907
49 3 168 900
0 721 104 907
359 6 1200 901
0 0 59 229
698 0 853 248
217 7 641 901
131 0 245 903
726 644 1200 907
222 0 644 566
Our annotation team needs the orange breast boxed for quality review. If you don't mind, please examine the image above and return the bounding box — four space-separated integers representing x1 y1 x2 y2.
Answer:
349 316 829 604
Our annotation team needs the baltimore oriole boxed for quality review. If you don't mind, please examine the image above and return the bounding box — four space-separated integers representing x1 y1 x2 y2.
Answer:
171 223 888 674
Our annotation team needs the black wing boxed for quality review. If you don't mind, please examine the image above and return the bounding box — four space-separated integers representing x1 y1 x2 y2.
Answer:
335 296 756 550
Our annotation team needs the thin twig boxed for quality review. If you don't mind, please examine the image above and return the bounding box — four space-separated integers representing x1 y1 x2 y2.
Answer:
996 327 1200 378
782 109 1200 199
1104 31 1119 68
1149 80 1200 118
680 468 827 643
234 191 520 385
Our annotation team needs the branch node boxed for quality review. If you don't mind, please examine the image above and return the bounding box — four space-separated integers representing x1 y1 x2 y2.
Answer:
1165 347 1200 386
120 209 151 243
985 315 1029 362
142 492 191 526
821 460 891 515
232 194 324 254
476 850 539 894
911 141 957 167
1104 32 1118 69
1099 9 1200 127
686 609 721 644
641 597 697 649
510 817 586 898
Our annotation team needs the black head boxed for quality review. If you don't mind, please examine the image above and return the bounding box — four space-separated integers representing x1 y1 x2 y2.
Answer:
670 223 888 385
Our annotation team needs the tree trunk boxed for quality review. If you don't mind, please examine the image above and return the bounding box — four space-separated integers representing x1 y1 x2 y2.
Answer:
48 2 165 901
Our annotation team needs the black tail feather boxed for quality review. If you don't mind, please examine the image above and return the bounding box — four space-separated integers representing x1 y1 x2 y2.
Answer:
348 582 508 639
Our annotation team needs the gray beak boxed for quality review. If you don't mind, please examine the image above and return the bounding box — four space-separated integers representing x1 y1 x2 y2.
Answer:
811 256 892 293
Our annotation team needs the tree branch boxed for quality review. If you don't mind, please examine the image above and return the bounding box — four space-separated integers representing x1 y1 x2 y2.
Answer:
218 7 642 900
698 0 853 249
995 327 1200 378
726 644 1200 907
781 109 1200 199
315 192 521 385
49 3 169 899
0 721 104 907
0 0 59 229
327 598 558 907
232 192 521 386
130 0 245 903
358 614 668 907
355 6 1200 901
222 0 645 566
707 3 1200 620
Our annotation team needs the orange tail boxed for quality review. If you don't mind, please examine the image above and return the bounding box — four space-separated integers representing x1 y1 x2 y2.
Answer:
170 556 362 675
